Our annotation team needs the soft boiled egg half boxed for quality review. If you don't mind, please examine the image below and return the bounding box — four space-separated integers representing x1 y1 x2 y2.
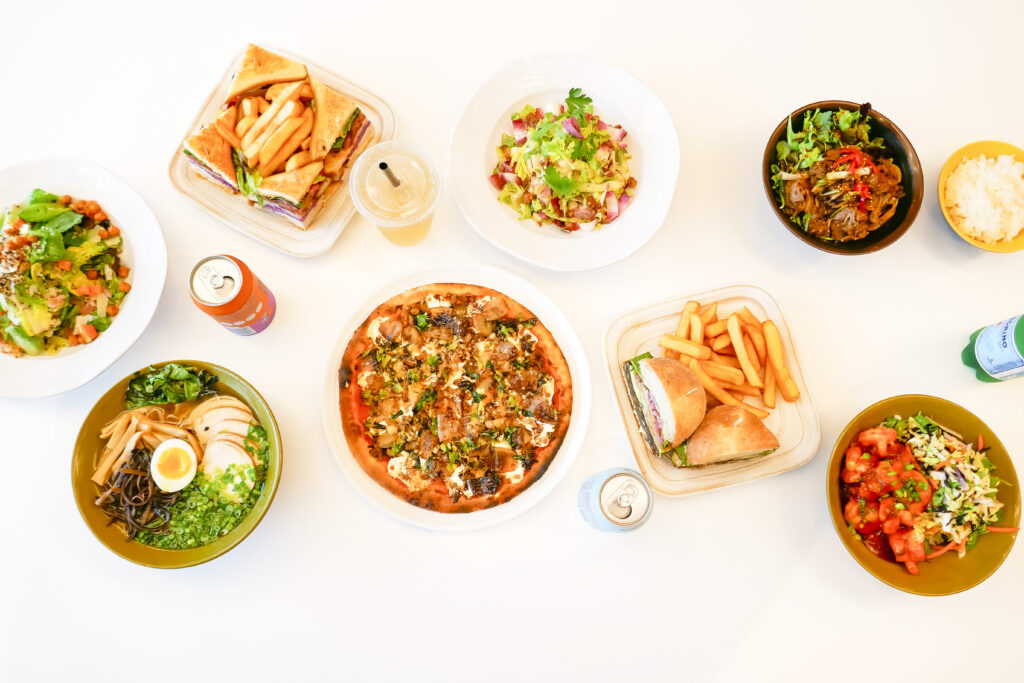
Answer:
150 438 198 493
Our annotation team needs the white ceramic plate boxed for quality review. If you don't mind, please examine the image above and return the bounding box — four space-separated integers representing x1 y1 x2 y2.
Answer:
450 53 679 271
168 45 396 258
603 285 821 496
321 263 591 530
0 158 166 398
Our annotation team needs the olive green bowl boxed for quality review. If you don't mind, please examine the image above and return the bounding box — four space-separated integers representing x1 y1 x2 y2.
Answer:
827 394 1019 596
72 360 282 569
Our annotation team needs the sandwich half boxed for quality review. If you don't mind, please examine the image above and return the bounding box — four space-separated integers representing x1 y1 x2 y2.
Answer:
684 405 779 466
183 125 239 193
256 161 328 228
626 356 706 462
229 44 307 101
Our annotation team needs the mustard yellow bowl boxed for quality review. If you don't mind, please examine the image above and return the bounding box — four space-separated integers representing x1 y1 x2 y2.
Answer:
937 140 1024 252
72 360 282 569
827 394 1019 596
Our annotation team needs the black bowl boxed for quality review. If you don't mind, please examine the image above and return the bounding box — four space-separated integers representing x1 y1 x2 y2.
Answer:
761 100 924 255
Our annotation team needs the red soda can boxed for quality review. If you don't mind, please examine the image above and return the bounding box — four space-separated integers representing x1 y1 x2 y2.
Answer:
189 255 276 335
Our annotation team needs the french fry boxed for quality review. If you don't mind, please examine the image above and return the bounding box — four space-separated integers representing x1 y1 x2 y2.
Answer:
244 99 302 163
241 82 302 151
214 120 242 149
236 115 256 139
722 382 761 398
258 117 305 171
699 360 745 386
285 150 314 172
727 315 763 388
711 334 732 352
743 335 761 373
261 111 315 175
240 98 257 119
300 137 311 150
699 302 718 325
688 313 703 344
688 359 767 419
675 301 700 338
762 320 800 402
710 351 741 368
664 349 681 360
744 323 767 365
214 106 241 148
704 319 728 339
763 365 777 409
728 397 771 419
256 96 270 113
738 306 761 328
658 334 711 360
217 105 238 130
266 81 314 100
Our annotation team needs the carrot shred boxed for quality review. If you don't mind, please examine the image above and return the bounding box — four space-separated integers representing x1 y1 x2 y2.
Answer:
925 541 961 560
984 526 1019 533
978 434 985 451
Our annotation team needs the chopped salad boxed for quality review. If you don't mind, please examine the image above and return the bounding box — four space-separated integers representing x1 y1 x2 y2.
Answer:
0 189 130 357
841 413 1016 575
490 88 636 232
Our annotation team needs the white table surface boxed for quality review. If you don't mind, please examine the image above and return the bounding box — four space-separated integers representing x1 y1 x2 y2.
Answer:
2 1 1022 681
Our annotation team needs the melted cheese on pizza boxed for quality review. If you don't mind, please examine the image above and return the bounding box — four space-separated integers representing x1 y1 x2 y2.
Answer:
353 293 560 502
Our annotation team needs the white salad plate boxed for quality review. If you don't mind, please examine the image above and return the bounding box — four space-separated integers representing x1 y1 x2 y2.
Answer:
0 157 167 398
321 263 592 531
450 53 680 271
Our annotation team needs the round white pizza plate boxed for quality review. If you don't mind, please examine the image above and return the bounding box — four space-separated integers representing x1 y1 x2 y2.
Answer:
0 157 167 397
449 53 680 271
321 263 592 531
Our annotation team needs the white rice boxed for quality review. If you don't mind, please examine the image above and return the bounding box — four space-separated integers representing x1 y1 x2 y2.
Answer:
944 154 1024 242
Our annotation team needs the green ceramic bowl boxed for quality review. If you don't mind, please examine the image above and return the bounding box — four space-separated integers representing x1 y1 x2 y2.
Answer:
827 394 1019 595
72 360 282 569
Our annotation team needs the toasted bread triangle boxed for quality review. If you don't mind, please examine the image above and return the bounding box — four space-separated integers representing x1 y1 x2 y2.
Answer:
228 44 307 100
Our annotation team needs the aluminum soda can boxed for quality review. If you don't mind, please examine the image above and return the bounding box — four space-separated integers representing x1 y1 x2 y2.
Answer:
578 467 653 532
189 254 276 335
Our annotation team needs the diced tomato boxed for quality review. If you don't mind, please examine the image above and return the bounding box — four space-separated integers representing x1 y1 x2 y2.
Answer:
889 530 926 575
844 498 881 535
899 468 933 508
118 281 131 293
857 427 899 457
842 445 876 483
117 265 129 278
80 324 98 341
106 305 119 316
488 173 505 191
86 270 99 280
57 259 73 271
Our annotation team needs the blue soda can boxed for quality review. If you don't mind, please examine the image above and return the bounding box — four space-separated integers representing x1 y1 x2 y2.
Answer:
578 467 653 532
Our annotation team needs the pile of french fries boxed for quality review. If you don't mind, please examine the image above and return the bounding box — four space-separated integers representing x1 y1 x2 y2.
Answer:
213 80 317 177
658 300 800 420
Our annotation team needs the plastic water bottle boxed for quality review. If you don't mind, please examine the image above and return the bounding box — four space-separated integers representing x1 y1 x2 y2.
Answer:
962 315 1024 382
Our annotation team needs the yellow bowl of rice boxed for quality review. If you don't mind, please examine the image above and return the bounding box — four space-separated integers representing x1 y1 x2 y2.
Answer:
939 140 1024 252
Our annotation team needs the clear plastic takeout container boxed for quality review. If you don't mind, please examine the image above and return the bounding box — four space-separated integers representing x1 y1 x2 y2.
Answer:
603 284 821 496
168 45 396 258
